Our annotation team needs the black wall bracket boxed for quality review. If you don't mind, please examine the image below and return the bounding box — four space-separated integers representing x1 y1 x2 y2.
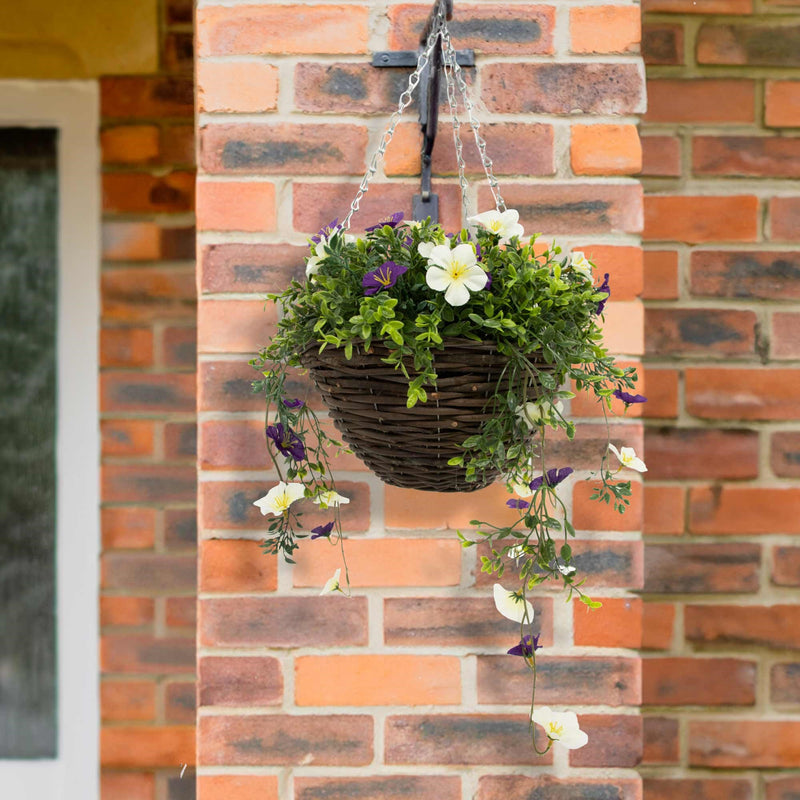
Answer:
372 0 475 223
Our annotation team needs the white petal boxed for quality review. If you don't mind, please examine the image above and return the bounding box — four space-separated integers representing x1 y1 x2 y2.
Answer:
493 583 534 623
428 244 456 269
418 241 435 259
468 210 500 229
462 265 489 291
450 243 478 267
559 728 589 749
444 280 471 306
320 568 341 595
500 209 520 225
426 266 451 292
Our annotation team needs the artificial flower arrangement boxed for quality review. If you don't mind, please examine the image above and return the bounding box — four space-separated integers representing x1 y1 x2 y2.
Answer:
251 207 646 753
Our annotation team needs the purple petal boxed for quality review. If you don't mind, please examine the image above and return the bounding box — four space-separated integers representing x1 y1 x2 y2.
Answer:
530 467 573 491
484 270 492 290
311 218 339 243
596 273 611 315
311 521 335 539
266 422 306 461
506 498 530 510
364 211 404 232
507 634 541 657
362 260 407 295
282 398 305 409
613 389 647 405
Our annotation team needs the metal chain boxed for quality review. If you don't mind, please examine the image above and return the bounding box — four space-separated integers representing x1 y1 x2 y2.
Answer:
439 22 507 213
341 7 446 231
441 38 470 222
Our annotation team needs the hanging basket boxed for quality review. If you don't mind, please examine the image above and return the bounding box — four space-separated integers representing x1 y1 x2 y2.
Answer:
302 339 549 492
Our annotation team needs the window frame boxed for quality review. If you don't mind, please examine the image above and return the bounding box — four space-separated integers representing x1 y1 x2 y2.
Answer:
0 80 100 800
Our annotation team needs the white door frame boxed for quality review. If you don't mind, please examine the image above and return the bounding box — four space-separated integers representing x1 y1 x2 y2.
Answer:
0 81 100 800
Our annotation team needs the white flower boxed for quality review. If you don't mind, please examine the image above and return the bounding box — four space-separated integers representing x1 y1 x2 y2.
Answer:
493 583 534 624
558 564 577 577
320 568 342 595
313 490 350 508
508 545 525 560
425 243 488 306
306 236 335 277
253 482 306 516
516 400 564 430
468 208 525 244
532 707 588 750
570 251 593 281
608 443 647 473
406 220 425 230
417 241 436 259
507 479 533 498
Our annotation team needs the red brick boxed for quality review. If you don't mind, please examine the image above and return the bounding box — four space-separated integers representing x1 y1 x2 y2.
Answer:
197 775 278 800
102 172 194 214
101 772 155 800
165 597 196 629
643 249 680 302
199 656 283 707
101 726 195 768
646 80 755 124
477 655 641 706
165 681 196 723
165 510 197 550
573 246 644 300
389 5 555 54
772 433 800 478
100 327 154 367
766 777 800 800
198 360 268 413
691 250 800 299
570 6 640 54
772 312 800 358
162 326 196 369
102 222 195 262
200 243 306 294
101 373 195 413
385 714 551 765
644 657 756 705
571 124 641 176
102 464 196 503
642 23 684 65
102 267 196 322
694 135 800 178
766 81 800 127
697 23 800 67
101 635 194 674
199 596 368 648
644 0 752 13
102 507 156 550
296 655 461 706
644 196 759 243
101 76 194 118
772 546 800 585
196 5 369 56
573 480 644 532
640 136 681 177
197 62 279 113
483 63 644 115
200 539 277 593
196 181 276 232
101 125 160 164
197 299 276 354
198 714 373 765
199 123 367 175
296 776 461 800
100 596 154 628
642 604 675 650
101 419 155 458
771 662 800 703
644 486 684 536
690 720 800 767
477 776 641 800
690 486 800 534
292 181 464 235
641 369 679 419
102 553 196 592
643 778 753 800
384 596 554 648
573 597 642 648
686 604 800 649
686 368 800 420
646 308 756 357
161 124 195 165
569 714 643 767
643 717 679 764
646 543 760 594
771 197 800 241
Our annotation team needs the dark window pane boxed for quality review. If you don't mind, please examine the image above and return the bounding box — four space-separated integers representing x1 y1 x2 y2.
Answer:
0 127 58 758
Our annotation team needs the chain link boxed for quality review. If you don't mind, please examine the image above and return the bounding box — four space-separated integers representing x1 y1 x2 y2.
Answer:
442 40 470 222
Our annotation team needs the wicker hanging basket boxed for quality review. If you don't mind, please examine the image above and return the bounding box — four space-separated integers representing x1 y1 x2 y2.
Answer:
302 340 548 492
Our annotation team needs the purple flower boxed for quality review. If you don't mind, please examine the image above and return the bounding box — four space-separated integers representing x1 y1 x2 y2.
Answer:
362 260 408 295
613 389 647 405
506 498 530 510
596 273 611 315
365 211 404 232
310 521 335 539
484 271 492 290
266 423 306 461
529 467 574 492
311 218 339 244
282 398 305 409
507 634 541 657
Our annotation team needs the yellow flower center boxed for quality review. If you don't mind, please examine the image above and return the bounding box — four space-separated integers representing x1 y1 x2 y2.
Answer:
274 492 292 512
489 220 503 232
447 260 468 280
547 722 564 739
375 267 392 286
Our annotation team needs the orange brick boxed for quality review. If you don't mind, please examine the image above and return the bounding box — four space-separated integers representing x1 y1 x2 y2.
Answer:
101 507 156 550
100 681 156 722
102 172 195 214
200 539 277 593
641 369 679 419
196 181 276 232
642 603 675 650
102 268 196 323
644 485 685 536
571 124 642 176
646 79 755 124
570 6 640 54
198 62 279 113
573 480 643 532
101 726 195 768
198 775 279 800
640 136 682 177
601 301 644 355
197 5 369 56
571 246 644 301
197 299 276 354
644 196 759 243
100 772 155 800
293 538 461 588
690 486 800 535
643 250 679 300
100 327 154 368
766 81 800 128
644 0 752 11
100 596 155 627
101 125 160 164
296 655 461 706
101 419 155 457
573 597 642 648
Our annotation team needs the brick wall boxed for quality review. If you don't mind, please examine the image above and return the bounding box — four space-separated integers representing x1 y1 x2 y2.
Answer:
195 2 645 798
641 0 800 797
99 1 198 798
